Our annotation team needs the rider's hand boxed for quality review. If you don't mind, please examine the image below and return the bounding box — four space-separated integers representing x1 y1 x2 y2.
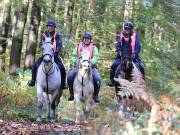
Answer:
54 52 58 56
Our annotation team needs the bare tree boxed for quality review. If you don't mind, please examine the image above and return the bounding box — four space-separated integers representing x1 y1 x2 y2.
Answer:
0 0 11 71
9 0 29 75
66 0 75 39
24 0 41 70
51 0 57 14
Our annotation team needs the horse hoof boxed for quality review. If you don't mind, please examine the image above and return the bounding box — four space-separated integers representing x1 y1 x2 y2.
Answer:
75 119 80 124
36 118 42 125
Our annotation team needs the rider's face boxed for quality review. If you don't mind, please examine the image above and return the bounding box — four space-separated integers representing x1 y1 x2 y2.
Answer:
47 26 55 32
83 38 91 45
124 29 131 35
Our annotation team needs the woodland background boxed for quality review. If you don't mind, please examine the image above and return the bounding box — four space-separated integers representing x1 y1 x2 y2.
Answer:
0 0 179 134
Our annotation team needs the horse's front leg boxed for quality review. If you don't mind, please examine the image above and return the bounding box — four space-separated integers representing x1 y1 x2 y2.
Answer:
43 92 50 122
84 95 92 123
37 85 44 124
117 96 128 117
74 93 81 124
50 89 61 123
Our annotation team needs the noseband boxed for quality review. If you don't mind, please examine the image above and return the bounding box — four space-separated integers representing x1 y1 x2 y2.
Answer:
42 53 54 75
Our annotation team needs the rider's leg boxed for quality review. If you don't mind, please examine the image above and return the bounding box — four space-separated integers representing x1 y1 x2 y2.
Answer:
92 67 101 103
107 59 120 87
28 57 43 87
54 56 67 89
133 58 145 79
139 62 145 79
67 67 76 101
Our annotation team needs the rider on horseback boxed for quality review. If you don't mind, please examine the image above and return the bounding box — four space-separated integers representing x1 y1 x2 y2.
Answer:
107 21 145 87
28 19 66 89
67 32 101 103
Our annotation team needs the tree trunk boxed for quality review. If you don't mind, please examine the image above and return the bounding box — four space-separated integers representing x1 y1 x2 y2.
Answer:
51 0 57 15
0 0 11 71
24 0 41 70
66 0 75 39
177 40 180 72
124 0 133 20
9 0 29 75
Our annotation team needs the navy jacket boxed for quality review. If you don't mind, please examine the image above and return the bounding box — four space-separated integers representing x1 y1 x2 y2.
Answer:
115 32 141 60
39 30 62 56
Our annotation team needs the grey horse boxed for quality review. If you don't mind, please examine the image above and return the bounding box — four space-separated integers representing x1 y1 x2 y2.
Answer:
73 50 94 124
36 38 62 124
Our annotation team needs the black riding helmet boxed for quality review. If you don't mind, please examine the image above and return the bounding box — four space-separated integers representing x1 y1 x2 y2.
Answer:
46 19 56 27
82 32 92 40
124 21 133 30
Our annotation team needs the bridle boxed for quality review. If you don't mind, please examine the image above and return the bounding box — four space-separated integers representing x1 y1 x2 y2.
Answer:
77 59 91 97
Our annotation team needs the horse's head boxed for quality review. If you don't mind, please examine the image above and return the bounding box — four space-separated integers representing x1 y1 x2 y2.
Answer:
121 37 133 71
80 50 91 61
77 50 91 78
41 37 54 65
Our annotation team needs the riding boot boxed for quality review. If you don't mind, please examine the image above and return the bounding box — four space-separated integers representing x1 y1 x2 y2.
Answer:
138 63 145 79
60 67 67 90
68 86 74 101
56 58 67 90
27 66 37 87
107 69 115 87
140 67 145 79
93 88 100 103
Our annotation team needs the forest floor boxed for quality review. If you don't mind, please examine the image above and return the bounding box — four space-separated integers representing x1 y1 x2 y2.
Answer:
0 82 180 135
0 51 180 134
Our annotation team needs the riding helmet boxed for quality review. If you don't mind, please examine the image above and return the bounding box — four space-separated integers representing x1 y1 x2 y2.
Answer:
83 32 92 39
124 21 133 29
46 19 56 27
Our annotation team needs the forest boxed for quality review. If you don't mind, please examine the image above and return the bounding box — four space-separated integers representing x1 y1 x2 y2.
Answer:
0 0 179 134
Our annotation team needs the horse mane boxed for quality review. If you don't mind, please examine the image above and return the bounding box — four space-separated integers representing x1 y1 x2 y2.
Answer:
115 37 133 80
121 37 132 58
88 63 93 80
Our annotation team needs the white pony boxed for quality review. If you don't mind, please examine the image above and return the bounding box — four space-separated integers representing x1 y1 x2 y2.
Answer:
73 50 94 124
36 38 62 124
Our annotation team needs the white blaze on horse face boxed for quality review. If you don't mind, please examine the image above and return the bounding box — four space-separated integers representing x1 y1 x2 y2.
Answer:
79 61 89 77
42 43 54 56
41 42 54 66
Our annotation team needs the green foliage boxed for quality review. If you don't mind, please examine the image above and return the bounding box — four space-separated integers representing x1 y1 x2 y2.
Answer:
0 2 179 134
0 70 36 119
